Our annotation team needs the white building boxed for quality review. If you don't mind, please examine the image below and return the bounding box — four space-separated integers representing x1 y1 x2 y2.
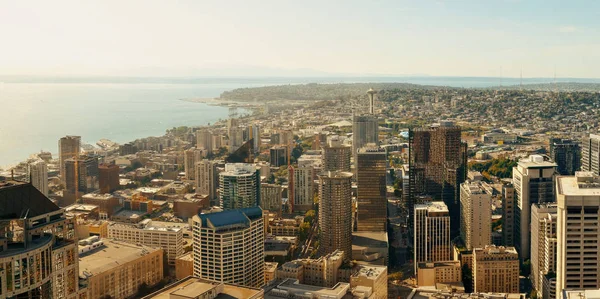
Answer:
531 203 557 299
460 180 492 250
28 159 48 196
219 163 260 210
414 201 451 275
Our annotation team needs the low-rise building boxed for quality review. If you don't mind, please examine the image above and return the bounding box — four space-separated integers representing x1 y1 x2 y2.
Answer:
473 245 519 293
142 277 264 299
265 262 279 286
175 252 194 280
277 250 344 288
350 265 388 299
417 261 462 287
265 279 349 299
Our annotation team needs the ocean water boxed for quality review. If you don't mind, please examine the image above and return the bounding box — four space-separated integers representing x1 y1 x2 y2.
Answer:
1 76 598 167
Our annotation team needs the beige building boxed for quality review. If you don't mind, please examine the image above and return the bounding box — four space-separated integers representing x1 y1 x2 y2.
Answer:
288 162 316 213
59 135 81 182
417 261 462 287
473 245 519 293
265 262 279 286
195 159 218 203
268 217 303 237
530 203 557 299
277 250 344 288
196 129 214 154
414 201 451 275
502 183 516 247
350 265 388 299
265 278 349 299
175 252 194 280
322 136 351 172
193 207 265 288
556 172 600 298
460 180 492 250
78 239 164 299
356 146 387 232
143 276 264 299
318 171 353 258
261 183 283 216
107 219 184 266
184 147 203 180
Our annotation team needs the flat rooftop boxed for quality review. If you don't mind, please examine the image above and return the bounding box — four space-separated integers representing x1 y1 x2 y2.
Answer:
352 231 389 249
415 201 448 213
352 265 387 279
79 239 161 277
517 155 557 168
557 172 600 196
265 278 349 298
143 276 263 299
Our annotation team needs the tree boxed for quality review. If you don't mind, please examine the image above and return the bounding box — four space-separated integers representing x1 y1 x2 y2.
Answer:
267 174 276 184
298 222 311 241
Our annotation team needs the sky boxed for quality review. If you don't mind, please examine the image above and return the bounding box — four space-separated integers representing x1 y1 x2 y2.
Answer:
0 0 599 78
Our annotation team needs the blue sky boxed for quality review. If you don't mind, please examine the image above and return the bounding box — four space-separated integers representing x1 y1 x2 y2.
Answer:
0 0 598 77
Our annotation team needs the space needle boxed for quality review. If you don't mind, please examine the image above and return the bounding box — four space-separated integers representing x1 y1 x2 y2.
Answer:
367 88 377 114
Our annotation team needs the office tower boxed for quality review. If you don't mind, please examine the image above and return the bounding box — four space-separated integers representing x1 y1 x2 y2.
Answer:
229 127 244 154
196 129 213 154
502 183 516 247
367 88 377 114
28 159 48 196
59 135 81 182
408 122 467 237
98 163 119 194
261 183 283 216
251 124 261 153
219 163 260 210
582 134 600 175
531 203 557 299
473 245 519 293
460 180 492 250
195 160 218 204
288 161 316 213
318 171 353 259
550 138 581 175
556 172 600 297
356 145 387 232
108 220 183 266
184 147 202 180
414 201 451 274
0 180 79 298
270 146 288 167
64 155 99 204
322 136 351 172
352 114 379 159
192 207 265 288
513 155 556 260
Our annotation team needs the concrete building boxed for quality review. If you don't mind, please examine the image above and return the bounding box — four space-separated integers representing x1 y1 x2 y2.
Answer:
28 159 48 196
195 160 218 205
193 207 265 288
513 155 556 260
64 155 100 205
184 147 203 181
550 138 581 175
265 262 278 286
78 239 164 299
322 136 351 173
265 278 349 299
581 134 600 175
502 183 516 247
196 129 213 154
530 203 557 299
350 265 388 299
408 122 467 238
175 252 194 280
414 201 451 275
318 171 353 259
261 183 283 216
107 219 183 266
352 114 379 160
81 192 120 219
0 180 80 299
473 245 519 293
416 261 462 287
556 172 600 297
356 146 387 232
143 276 264 299
219 163 261 210
59 135 81 182
288 161 316 213
98 163 120 194
460 180 492 250
270 146 288 167
277 250 344 288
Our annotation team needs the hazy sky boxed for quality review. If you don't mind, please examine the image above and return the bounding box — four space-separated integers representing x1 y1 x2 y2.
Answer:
1 0 598 78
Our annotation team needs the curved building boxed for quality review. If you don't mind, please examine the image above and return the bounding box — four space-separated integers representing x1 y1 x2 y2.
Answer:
318 171 353 259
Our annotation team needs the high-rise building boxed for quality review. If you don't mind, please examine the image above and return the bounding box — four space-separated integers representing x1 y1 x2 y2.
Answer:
261 183 283 216
64 154 99 204
270 146 288 167
322 136 351 172
288 160 317 213
408 122 467 237
356 145 387 232
352 115 378 159
318 171 353 259
59 135 81 182
531 203 557 299
192 207 265 288
0 180 80 298
251 124 261 153
195 160 218 204
28 159 48 196
184 147 203 180
556 172 600 297
219 163 260 210
502 183 516 247
460 180 492 250
550 138 581 175
581 134 600 175
196 129 213 154
98 163 119 194
472 245 520 293
414 201 451 274
513 155 556 260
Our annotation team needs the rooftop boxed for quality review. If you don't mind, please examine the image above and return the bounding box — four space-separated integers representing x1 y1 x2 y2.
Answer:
143 276 263 299
557 172 600 196
517 155 557 168
198 207 263 230
265 278 349 299
415 201 449 213
352 265 387 279
79 239 162 278
0 181 60 220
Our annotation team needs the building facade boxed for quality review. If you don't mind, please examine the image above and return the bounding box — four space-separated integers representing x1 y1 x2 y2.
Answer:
531 203 557 299
219 163 261 210
28 159 48 196
318 171 353 259
581 134 600 175
414 201 451 275
352 114 379 159
195 160 218 205
550 138 581 175
184 147 203 181
322 136 351 173
98 163 120 194
270 146 288 167
502 183 516 247
473 245 519 293
460 180 492 250
356 146 387 232
59 135 81 183
261 183 283 216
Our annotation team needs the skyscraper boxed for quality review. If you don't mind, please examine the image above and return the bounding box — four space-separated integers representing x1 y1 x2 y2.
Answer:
356 145 387 232
513 155 556 260
28 159 48 196
184 147 203 180
64 154 99 205
581 134 600 175
556 172 600 297
460 180 492 250
192 207 265 288
99 163 120 194
270 146 287 167
352 115 378 159
288 159 317 213
414 201 451 274
473 245 520 293
530 203 557 299
251 124 261 153
408 121 467 237
502 183 516 247
322 136 351 172
59 135 81 182
260 183 283 216
550 138 581 175
219 163 260 210
196 160 218 205
318 171 353 259
196 129 213 154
